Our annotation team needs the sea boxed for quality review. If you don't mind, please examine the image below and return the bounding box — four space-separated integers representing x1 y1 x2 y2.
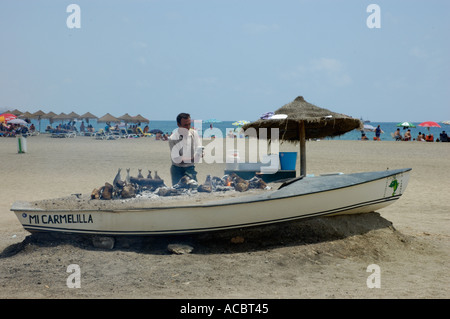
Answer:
28 118 447 141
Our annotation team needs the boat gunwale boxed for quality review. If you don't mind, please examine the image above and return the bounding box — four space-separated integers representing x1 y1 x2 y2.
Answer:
11 168 411 214
19 195 402 235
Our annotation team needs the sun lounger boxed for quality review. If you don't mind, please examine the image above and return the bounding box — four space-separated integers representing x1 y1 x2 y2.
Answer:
137 127 152 137
94 129 119 140
94 129 106 140
119 128 136 138
51 132 66 138
51 131 76 138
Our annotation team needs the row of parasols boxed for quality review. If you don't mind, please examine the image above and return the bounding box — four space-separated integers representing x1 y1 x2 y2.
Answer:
0 110 149 128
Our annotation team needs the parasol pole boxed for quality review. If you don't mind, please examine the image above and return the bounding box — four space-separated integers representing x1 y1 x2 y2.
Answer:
298 121 306 176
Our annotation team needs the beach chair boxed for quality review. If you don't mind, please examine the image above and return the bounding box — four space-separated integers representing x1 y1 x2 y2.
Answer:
104 129 119 140
51 132 66 138
109 129 121 139
94 129 106 140
137 127 152 137
119 128 135 138
104 133 118 140
95 129 118 140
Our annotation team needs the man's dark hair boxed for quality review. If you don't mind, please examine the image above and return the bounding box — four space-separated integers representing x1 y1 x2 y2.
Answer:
176 113 190 125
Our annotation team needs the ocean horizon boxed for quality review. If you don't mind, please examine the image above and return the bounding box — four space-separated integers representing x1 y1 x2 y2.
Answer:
27 118 447 142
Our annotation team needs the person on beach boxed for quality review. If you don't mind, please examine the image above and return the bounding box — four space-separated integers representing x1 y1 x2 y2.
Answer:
375 125 382 140
417 132 425 141
394 128 402 141
169 113 203 186
404 129 411 141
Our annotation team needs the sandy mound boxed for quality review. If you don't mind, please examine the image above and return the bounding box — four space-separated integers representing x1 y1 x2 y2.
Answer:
1 212 412 260
0 210 439 299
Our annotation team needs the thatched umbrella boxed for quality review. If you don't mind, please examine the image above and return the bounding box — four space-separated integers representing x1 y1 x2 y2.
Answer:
133 114 150 124
67 111 81 121
32 110 47 132
243 96 362 176
97 113 120 123
118 113 136 123
18 111 33 123
42 111 57 125
78 112 98 123
7 109 23 116
32 110 46 118
52 112 71 122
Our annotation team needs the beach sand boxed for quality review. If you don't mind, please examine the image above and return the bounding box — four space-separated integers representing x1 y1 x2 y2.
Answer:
0 134 449 299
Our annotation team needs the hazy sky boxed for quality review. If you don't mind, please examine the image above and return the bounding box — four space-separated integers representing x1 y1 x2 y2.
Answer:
0 0 448 122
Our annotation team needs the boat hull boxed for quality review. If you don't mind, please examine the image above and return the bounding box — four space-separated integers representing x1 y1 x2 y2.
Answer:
11 168 411 235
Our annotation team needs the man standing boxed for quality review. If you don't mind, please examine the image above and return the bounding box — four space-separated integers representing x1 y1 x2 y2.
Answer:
169 113 202 185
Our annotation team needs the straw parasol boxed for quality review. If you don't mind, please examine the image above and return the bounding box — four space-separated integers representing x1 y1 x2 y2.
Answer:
52 112 69 120
7 109 23 116
19 111 34 119
243 96 362 176
32 110 47 132
118 113 136 123
42 111 57 124
42 111 56 118
78 112 98 123
32 110 46 118
133 114 150 124
97 113 120 123
67 111 81 121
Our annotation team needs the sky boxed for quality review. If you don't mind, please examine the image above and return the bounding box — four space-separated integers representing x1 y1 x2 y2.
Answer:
0 0 449 122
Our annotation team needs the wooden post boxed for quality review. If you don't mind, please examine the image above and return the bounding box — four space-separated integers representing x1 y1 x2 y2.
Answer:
299 121 306 176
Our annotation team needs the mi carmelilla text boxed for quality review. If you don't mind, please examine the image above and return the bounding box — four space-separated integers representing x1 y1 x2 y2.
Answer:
23 213 93 225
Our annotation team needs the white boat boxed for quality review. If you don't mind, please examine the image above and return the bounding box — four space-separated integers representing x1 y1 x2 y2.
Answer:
11 168 411 236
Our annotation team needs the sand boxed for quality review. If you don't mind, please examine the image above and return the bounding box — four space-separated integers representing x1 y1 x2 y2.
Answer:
0 134 449 299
